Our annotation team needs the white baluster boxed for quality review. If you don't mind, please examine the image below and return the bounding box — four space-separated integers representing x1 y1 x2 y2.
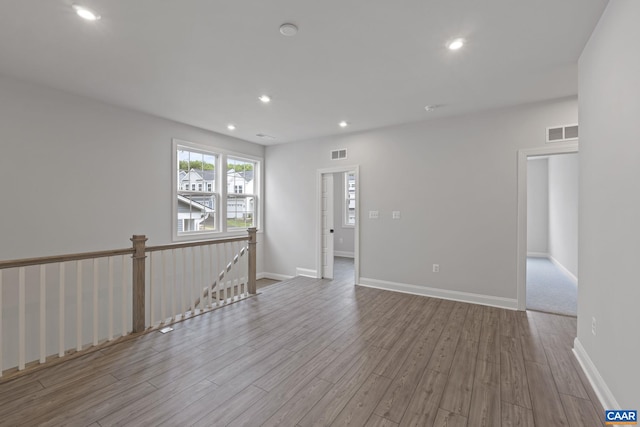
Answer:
208 245 213 309
182 248 187 319
59 263 65 357
77 260 83 351
0 270 3 376
161 250 167 323
190 247 195 316
121 255 127 336
108 257 114 341
200 245 205 313
171 249 177 321
149 252 154 326
18 267 25 370
93 259 99 346
40 265 46 363
215 243 221 306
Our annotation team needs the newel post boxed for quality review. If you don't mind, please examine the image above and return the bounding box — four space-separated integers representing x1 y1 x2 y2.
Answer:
248 228 257 294
131 235 148 333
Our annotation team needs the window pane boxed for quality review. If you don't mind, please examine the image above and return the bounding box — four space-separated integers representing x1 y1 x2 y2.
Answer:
178 149 216 192
227 158 255 195
178 194 216 232
227 195 255 229
344 171 356 226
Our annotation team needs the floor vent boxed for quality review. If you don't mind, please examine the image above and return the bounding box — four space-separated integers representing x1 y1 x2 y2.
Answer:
547 124 578 143
331 149 347 160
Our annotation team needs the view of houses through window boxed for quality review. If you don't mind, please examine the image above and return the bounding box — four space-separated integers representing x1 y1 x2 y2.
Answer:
176 142 259 236
344 171 356 226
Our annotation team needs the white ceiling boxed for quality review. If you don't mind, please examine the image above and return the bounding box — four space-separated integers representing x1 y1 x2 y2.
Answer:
0 0 607 145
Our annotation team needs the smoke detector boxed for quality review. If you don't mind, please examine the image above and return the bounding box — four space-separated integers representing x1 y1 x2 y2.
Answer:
279 23 298 36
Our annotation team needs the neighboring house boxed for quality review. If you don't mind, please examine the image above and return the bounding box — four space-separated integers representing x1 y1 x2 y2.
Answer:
176 195 214 232
178 168 255 223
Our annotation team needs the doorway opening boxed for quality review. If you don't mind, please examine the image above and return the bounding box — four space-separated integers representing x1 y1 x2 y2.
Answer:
526 153 578 316
317 166 359 284
517 143 578 314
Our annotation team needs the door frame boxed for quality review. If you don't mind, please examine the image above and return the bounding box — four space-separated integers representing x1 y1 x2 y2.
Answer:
516 142 578 310
316 165 360 283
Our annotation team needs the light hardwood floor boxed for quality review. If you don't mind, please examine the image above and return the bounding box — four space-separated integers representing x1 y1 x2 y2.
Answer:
0 258 605 426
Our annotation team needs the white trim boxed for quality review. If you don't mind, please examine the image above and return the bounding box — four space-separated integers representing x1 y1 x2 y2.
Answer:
527 252 549 258
172 138 264 242
258 272 293 281
316 165 360 284
517 142 579 310
573 338 620 410
296 268 318 278
549 256 578 283
334 251 354 258
358 277 518 310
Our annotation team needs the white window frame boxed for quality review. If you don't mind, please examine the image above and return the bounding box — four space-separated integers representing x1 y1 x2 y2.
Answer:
226 156 259 231
343 171 356 227
172 138 262 241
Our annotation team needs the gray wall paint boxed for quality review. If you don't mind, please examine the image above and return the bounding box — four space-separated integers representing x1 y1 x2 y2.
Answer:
548 153 578 277
333 172 355 256
527 158 549 255
578 0 640 407
0 74 265 271
265 97 578 299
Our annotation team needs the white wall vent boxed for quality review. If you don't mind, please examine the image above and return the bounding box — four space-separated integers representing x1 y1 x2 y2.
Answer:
546 124 578 143
331 149 347 160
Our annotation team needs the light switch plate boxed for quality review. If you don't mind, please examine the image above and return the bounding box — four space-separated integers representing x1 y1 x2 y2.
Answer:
392 211 401 219
369 210 379 219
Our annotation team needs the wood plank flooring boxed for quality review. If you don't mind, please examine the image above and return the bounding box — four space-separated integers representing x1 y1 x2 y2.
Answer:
0 258 605 426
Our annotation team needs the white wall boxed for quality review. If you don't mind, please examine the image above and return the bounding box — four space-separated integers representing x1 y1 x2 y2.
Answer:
265 97 578 305
548 153 579 277
577 0 640 408
333 172 355 257
527 158 549 255
0 73 265 270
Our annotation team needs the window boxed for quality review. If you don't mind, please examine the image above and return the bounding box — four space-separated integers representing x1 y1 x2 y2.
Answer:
174 139 261 238
177 146 217 234
227 157 257 229
343 171 356 226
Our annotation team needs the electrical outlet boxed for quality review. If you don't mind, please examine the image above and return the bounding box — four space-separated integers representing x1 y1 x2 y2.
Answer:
392 211 401 219
369 210 379 219
592 317 596 336
433 264 439 273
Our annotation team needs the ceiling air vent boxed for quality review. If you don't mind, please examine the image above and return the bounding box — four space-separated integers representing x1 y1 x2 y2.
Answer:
547 124 578 143
331 149 347 160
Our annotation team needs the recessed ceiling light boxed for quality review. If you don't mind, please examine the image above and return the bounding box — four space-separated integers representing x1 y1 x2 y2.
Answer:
279 23 298 37
259 95 271 103
72 5 100 21
448 38 465 50
227 124 236 131
339 121 348 128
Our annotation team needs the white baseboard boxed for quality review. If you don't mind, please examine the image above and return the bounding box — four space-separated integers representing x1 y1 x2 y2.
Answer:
549 256 578 283
296 267 318 278
527 252 549 258
334 251 354 258
358 277 518 310
258 272 293 281
573 338 619 410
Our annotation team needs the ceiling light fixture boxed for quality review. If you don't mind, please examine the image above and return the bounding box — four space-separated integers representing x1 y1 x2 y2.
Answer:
227 124 236 131
448 38 465 50
72 4 101 21
259 95 271 103
279 23 298 37
339 121 348 128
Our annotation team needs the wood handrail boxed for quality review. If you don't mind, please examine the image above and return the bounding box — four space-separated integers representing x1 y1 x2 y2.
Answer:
0 248 134 270
145 235 249 253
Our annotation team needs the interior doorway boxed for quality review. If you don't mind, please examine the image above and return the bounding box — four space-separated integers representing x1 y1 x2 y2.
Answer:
317 166 359 284
516 143 578 312
526 153 579 316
